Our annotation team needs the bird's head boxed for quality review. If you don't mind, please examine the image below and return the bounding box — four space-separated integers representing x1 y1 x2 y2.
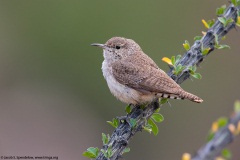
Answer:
91 37 142 63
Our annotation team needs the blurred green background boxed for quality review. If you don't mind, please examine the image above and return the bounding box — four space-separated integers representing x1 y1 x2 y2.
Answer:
0 0 239 160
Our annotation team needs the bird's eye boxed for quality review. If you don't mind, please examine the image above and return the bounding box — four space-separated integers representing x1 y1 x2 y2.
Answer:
116 46 121 49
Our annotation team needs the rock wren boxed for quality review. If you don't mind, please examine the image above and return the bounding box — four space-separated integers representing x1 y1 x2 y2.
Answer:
91 37 203 105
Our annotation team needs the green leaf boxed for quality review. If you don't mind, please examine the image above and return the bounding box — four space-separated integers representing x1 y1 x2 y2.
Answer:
82 151 96 158
216 44 230 49
194 36 202 41
151 113 164 123
189 69 194 75
154 107 160 113
183 40 190 51
122 147 130 154
207 19 215 28
143 125 152 134
125 105 131 114
232 0 237 6
226 18 234 26
214 34 219 46
191 73 202 79
102 133 109 145
175 65 181 74
160 98 168 104
192 65 197 72
188 66 197 74
106 121 114 128
216 8 224 15
216 5 226 15
188 66 195 74
175 64 185 75
218 17 226 26
107 147 113 158
221 36 226 40
218 17 233 27
113 119 119 127
83 147 99 158
175 55 182 63
171 56 176 65
107 118 119 128
130 118 137 128
234 100 240 112
100 147 113 158
207 131 215 142
202 48 211 55
221 148 232 159
217 117 228 128
101 149 108 158
87 147 99 156
140 104 146 109
148 119 158 135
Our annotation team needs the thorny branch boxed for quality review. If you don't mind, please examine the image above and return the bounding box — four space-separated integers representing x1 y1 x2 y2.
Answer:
96 3 240 160
191 111 240 160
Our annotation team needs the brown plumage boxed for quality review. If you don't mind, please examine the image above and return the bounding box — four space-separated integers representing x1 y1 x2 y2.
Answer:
92 37 203 104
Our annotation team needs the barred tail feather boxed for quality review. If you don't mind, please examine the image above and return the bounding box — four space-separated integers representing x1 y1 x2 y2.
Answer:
156 90 203 103
157 93 183 100
178 90 203 103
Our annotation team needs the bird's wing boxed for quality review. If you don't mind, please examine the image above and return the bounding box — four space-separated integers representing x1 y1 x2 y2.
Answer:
112 55 181 94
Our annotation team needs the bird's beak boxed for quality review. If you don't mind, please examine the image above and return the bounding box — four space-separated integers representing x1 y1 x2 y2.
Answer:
91 43 105 48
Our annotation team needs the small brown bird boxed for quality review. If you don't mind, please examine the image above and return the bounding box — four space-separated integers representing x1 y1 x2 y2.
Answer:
91 37 203 105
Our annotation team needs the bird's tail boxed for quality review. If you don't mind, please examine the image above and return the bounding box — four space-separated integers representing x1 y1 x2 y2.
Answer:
178 90 203 103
